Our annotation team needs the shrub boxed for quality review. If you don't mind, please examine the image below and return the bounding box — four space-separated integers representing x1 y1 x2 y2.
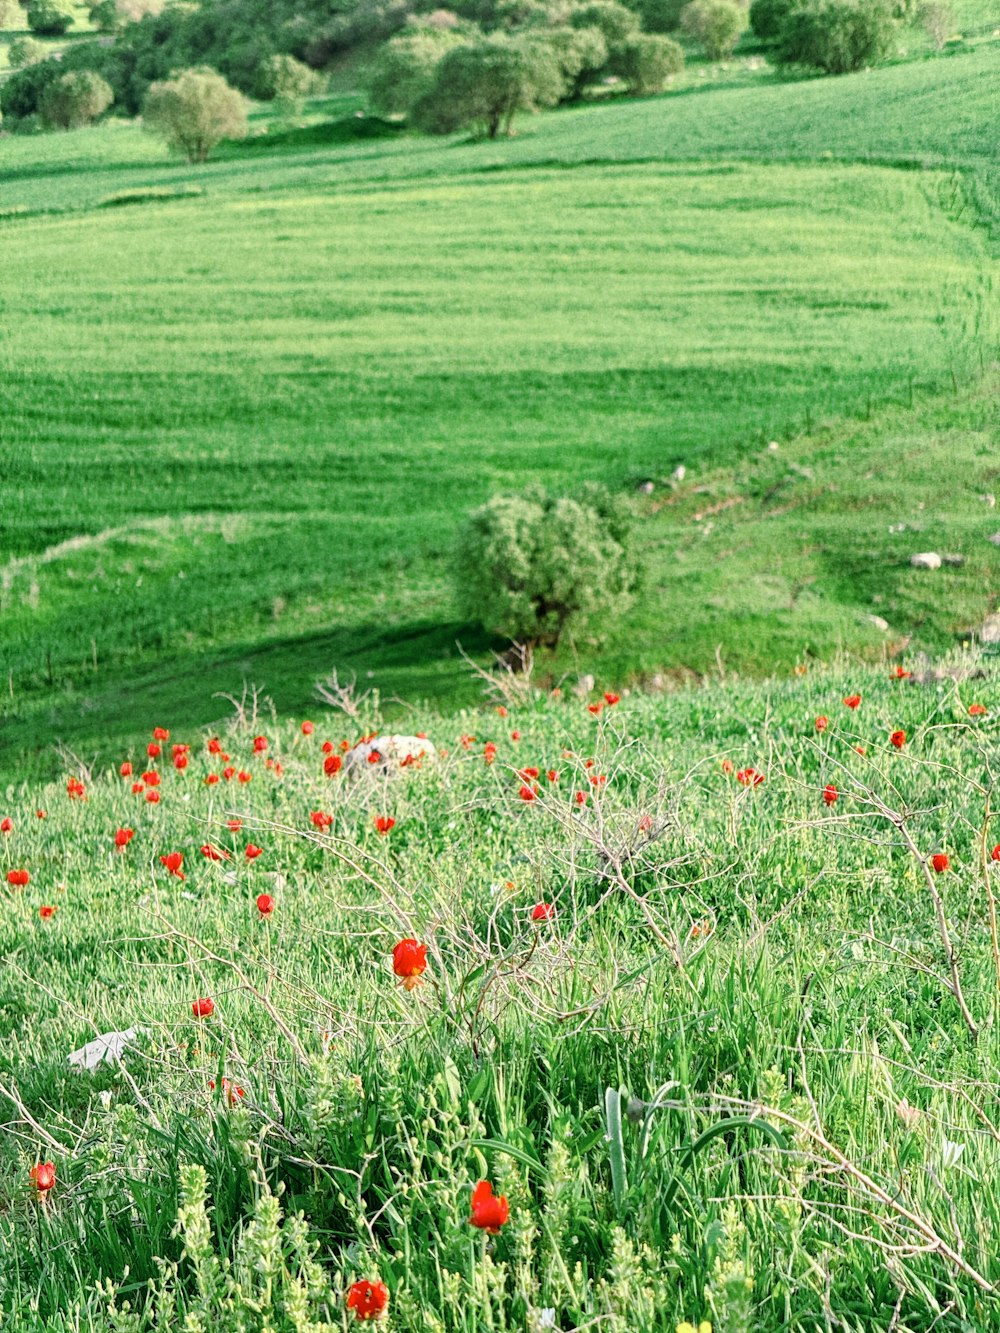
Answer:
775 0 896 71
533 23 608 95
607 32 683 91
143 66 249 162
635 0 690 31
253 52 319 108
455 484 640 648
413 35 563 137
26 0 76 33
365 29 463 116
39 69 114 127
749 0 799 37
568 0 641 43
7 36 49 69
918 0 952 47
679 0 745 55
87 0 164 32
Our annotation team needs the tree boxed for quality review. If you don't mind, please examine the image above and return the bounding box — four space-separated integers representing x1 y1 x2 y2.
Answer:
679 0 745 56
607 32 682 91
7 37 49 69
635 0 690 32
413 35 563 137
568 0 641 44
365 28 463 116
39 69 114 127
455 485 640 649
253 52 319 111
532 23 607 96
143 66 249 162
87 0 164 32
775 0 895 71
918 0 952 47
26 0 76 34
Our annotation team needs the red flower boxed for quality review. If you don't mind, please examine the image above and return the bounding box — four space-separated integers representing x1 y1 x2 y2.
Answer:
588 702 603 715
201 844 228 861
890 730 906 750
854 745 867 755
66 777 86 799
484 742 497 765
460 734 476 750
153 727 170 741
374 815 396 835
36 810 46 819
205 773 220 786
519 766 540 781
227 819 242 831
546 769 559 783
346 1279 389 1322
210 1077 245 1106
115 827 135 849
0 818 12 834
145 789 160 804
930 853 950 874
147 743 161 759
324 754 343 777
301 720 314 735
172 743 189 758
208 737 222 755
120 761 133 778
497 706 508 718
510 730 520 741
143 771 160 787
253 736 268 753
589 774 607 789
174 754 189 771
7 869 29 887
191 996 214 1018
131 782 144 795
39 905 56 920
575 790 588 805
721 758 734 775
518 784 537 802
822 785 838 806
392 938 427 990
890 666 912 680
469 1180 509 1233
604 692 620 705
815 716 828 733
531 902 554 921
160 852 185 880
969 703 988 717
311 811 333 831
992 845 1000 862
30 1162 55 1195
245 843 263 861
237 771 252 784
256 892 275 917
843 694 861 710
736 768 765 787
222 767 235 781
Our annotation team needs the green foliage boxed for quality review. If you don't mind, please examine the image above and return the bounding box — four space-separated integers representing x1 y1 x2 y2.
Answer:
749 0 800 38
775 0 897 70
455 484 640 646
252 52 320 106
39 70 115 130
143 66 249 163
413 34 564 136
7 36 49 69
86 0 164 33
680 0 746 57
918 0 953 46
607 31 683 91
569 0 642 43
533 22 608 94
634 0 690 31
25 0 76 34
365 27 464 116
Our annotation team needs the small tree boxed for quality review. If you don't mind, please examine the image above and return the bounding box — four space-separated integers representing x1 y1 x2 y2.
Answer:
413 35 563 137
8 36 49 69
87 0 164 31
568 0 641 43
365 29 462 116
253 53 320 112
532 24 607 96
607 32 683 91
455 484 640 649
775 0 895 71
918 0 951 47
679 0 745 56
26 0 76 34
143 67 249 162
39 69 113 128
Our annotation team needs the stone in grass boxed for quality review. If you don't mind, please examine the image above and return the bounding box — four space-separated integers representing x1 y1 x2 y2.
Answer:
941 554 965 567
988 532 1000 546
344 735 438 773
866 614 890 631
910 552 942 569
68 1028 137 1070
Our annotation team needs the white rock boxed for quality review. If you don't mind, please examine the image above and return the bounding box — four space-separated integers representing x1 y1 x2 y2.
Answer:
671 465 686 483
910 552 942 570
866 614 890 631
344 735 437 773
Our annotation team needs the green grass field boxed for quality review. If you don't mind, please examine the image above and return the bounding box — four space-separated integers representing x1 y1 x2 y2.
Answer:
3 662 1000 1330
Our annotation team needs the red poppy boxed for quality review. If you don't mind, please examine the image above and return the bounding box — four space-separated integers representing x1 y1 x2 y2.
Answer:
469 1180 509 1233
209 1077 245 1106
392 938 427 990
721 758 734 775
39 905 56 920
890 666 912 680
890 730 906 749
346 1279 389 1322
340 739 350 752
931 853 950 874
531 902 554 921
153 727 170 741
0 818 11 834
546 770 559 783
191 997 214 1018
160 852 184 880
237 771 252 784
736 768 765 787
205 773 220 786
321 740 334 754
374 815 396 835
324 754 343 777
143 771 160 787
638 813 654 833
256 892 275 917
227 819 242 832
120 761 133 778
815 716 829 733
222 767 235 781
131 782 144 795
588 702 603 715
843 694 861 710
145 790 160 804
969 704 988 717
172 743 189 758
245 843 263 861
992 845 1000 862
497 706 508 718
208 737 222 755
115 827 134 849
66 777 86 799
510 730 520 741
460 734 476 750
575 790 588 805
174 754 189 772
854 745 867 755
30 1162 55 1195
822 785 838 806
7 869 29 887
484 743 497 765
201 844 228 861
584 759 595 770
147 743 161 759
300 720 314 735
604 692 620 705
519 766 540 781
518 785 537 802
36 810 46 819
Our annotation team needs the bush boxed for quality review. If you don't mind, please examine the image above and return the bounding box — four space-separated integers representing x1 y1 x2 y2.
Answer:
775 0 896 71
26 0 76 34
918 0 952 47
635 0 689 31
365 29 463 116
253 52 319 108
749 0 799 38
568 0 641 43
455 484 640 648
413 35 563 137
87 0 164 32
607 32 682 91
7 36 49 69
143 66 249 162
533 24 608 95
39 69 114 127
679 0 745 55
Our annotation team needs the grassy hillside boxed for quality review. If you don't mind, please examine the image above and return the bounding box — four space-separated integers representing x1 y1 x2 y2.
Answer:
2 662 1000 1329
